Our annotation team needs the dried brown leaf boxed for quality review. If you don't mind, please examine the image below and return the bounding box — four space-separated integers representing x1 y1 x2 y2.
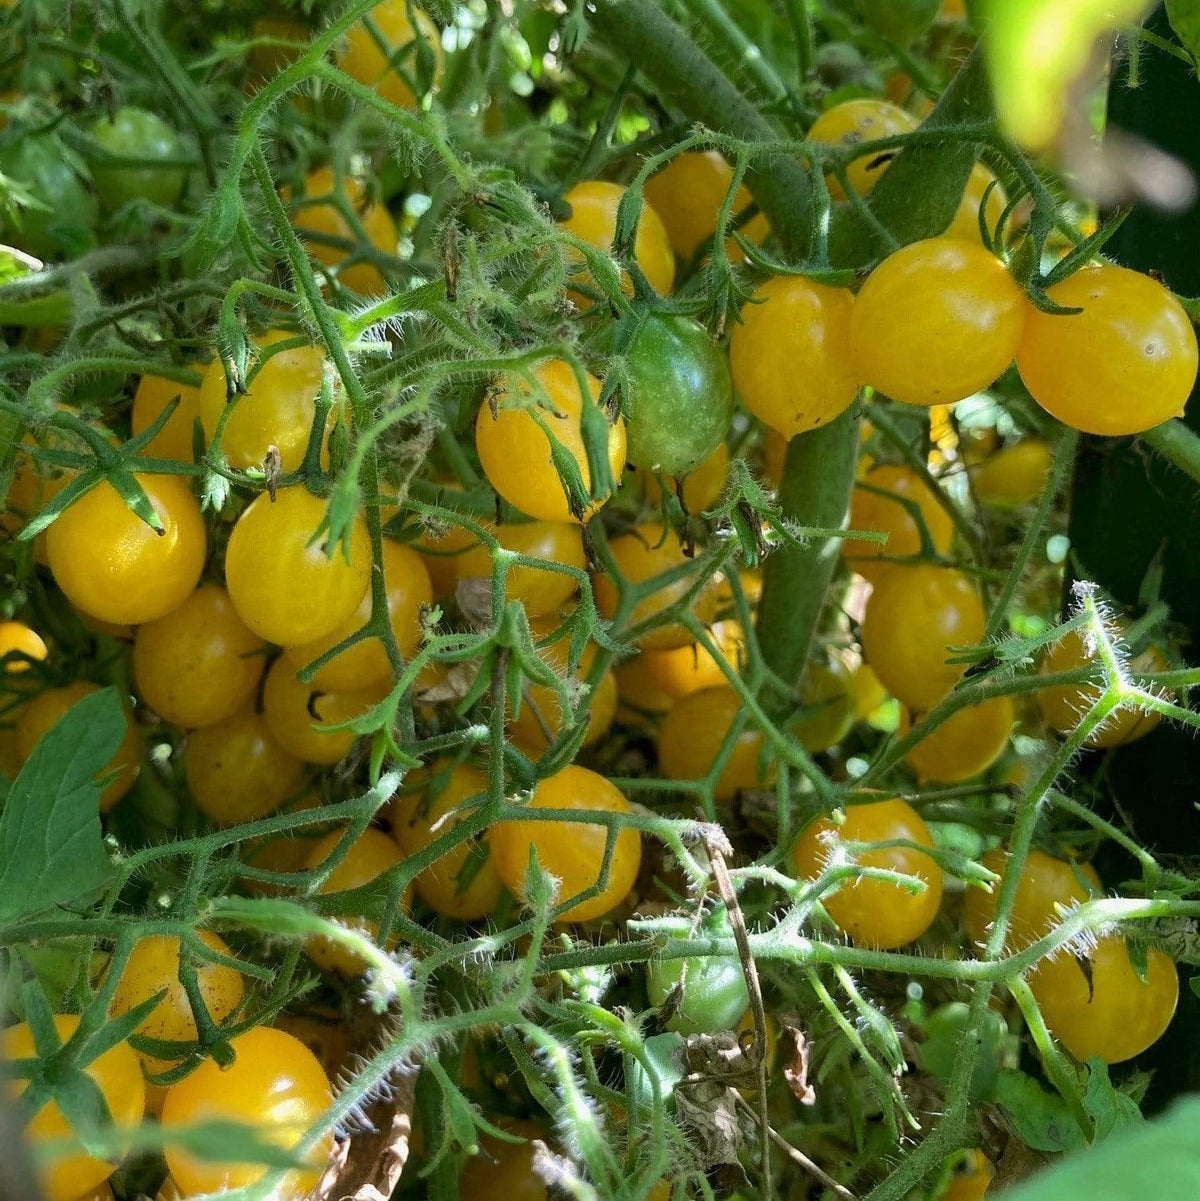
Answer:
782 1023 816 1106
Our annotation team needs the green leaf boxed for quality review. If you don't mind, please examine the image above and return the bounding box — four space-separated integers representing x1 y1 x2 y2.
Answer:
985 0 1156 149
917 1002 1005 1103
0 687 120 926
993 1068 1089 1153
1002 1096 1200 1200
1081 1058 1144 1142
1165 0 1200 66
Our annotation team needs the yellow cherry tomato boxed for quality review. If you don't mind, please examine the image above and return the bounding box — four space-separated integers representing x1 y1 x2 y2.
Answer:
1017 263 1198 435
47 474 206 625
843 463 955 582
3 1014 145 1201
730 275 859 438
559 179 675 300
963 846 1100 953
241 794 325 891
225 487 371 647
185 706 306 825
303 827 409 975
285 537 432 691
131 367 206 462
1028 935 1178 1064
490 765 642 923
807 98 919 198
969 438 1052 508
109 931 245 1078
850 237 1026 406
657 685 772 801
509 622 618 755
594 523 720 650
337 0 443 109
943 163 1009 245
262 656 385 766
287 165 397 295
133 584 266 729
0 620 47 671
475 359 626 524
848 661 888 720
1037 626 1164 748
454 520 586 619
642 149 770 261
634 440 730 516
938 1151 994 1201
795 656 856 753
860 564 985 712
199 332 326 473
459 1121 551 1201
793 799 943 949
161 1027 333 1197
642 619 745 699
17 681 141 811
414 518 477 597
903 694 1014 783
613 655 674 724
391 760 503 920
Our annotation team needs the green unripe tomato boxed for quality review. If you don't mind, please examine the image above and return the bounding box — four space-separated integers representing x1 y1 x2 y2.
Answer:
855 0 940 45
87 107 187 211
0 135 98 259
623 313 733 478
917 1001 1005 1103
646 951 749 1035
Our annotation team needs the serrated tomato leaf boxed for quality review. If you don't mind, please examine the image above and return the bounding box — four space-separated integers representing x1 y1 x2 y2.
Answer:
0 686 121 926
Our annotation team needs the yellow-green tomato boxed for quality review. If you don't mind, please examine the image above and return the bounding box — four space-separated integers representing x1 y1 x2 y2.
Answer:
646 949 750 1035
133 584 266 728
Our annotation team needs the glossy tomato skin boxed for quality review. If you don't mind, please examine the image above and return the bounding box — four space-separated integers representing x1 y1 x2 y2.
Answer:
508 624 617 756
17 681 142 811
1036 627 1164 748
337 0 443 109
47 474 206 625
3 1014 146 1201
199 332 326 473
109 931 245 1080
262 657 385 766
490 765 641 923
88 107 186 210
623 313 733 477
643 149 770 261
288 166 397 295
303 827 409 975
0 620 47 672
132 368 206 463
903 694 1013 783
969 438 1051 508
808 99 918 198
843 463 955 582
643 620 746 700
963 847 1099 953
594 523 720 650
559 180 675 300
453 521 585 619
161 1026 333 1197
391 761 503 920
634 440 729 516
1028 935 1178 1064
1017 264 1198 436
0 132 98 259
286 538 432 691
133 584 266 729
225 487 371 647
730 275 859 438
613 655 674 724
937 1152 993 1201
860 564 985 712
185 706 306 826
646 949 749 1035
657 685 772 801
475 359 626 524
850 237 1026 406
943 163 1009 245
793 799 943 948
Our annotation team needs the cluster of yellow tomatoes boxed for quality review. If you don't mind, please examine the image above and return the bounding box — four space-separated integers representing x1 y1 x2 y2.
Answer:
1 2 1196 1199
